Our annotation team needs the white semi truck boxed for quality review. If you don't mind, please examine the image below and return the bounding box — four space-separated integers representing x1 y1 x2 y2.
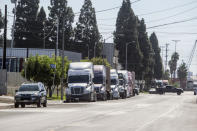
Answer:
118 70 131 98
66 62 97 102
93 65 107 101
110 69 120 99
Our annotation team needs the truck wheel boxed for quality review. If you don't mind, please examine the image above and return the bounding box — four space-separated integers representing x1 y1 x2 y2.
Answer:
15 103 19 108
94 93 97 102
177 92 181 95
21 103 25 108
194 92 196 95
88 93 93 102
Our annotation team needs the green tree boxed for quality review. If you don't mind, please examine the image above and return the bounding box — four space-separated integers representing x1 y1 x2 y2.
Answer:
163 69 170 80
150 32 163 79
138 18 154 81
114 0 143 79
74 0 101 59
14 0 41 48
81 57 111 68
168 52 179 79
177 62 188 80
21 55 70 97
37 7 47 48
177 62 187 89
48 0 74 50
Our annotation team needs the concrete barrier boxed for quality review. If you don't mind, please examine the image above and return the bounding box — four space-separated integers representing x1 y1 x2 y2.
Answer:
0 70 7 95
7 72 28 95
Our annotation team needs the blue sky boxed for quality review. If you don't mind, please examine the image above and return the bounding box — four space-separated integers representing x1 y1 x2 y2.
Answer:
0 0 197 75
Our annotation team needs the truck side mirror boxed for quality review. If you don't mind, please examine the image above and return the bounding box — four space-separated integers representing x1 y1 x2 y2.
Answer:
15 90 18 93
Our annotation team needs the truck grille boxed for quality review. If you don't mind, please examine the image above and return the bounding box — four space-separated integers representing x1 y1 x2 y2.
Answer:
95 87 100 93
71 87 84 95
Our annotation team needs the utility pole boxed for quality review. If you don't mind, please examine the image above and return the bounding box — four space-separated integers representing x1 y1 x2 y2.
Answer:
9 0 17 72
3 5 7 69
43 21 45 49
172 40 180 53
61 14 65 101
165 43 169 71
160 46 165 66
55 17 59 60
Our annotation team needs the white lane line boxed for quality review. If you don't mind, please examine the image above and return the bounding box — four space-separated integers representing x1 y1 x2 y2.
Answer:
135 103 181 131
0 108 79 113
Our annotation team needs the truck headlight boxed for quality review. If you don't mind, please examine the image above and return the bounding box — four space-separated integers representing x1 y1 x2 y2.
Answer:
86 86 91 91
101 86 105 91
66 88 71 94
15 93 21 97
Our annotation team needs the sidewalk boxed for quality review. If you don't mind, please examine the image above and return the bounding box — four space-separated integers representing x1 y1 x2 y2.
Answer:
0 95 64 109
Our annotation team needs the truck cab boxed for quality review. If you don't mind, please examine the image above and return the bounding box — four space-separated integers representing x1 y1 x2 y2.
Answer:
93 65 107 101
118 70 130 98
66 62 96 102
110 69 120 99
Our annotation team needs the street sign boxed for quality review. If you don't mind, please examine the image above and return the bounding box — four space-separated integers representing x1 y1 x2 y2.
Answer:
50 64 56 69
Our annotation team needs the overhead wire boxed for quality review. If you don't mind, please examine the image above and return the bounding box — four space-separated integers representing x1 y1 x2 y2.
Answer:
146 6 197 23
74 0 141 15
139 0 197 16
147 16 197 29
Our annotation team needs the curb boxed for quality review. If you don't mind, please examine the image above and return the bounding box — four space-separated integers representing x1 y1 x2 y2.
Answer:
0 104 14 109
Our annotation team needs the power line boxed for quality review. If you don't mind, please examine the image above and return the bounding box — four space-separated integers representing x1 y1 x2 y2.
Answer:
146 6 197 23
139 0 197 16
74 0 141 15
147 16 197 29
155 32 197 35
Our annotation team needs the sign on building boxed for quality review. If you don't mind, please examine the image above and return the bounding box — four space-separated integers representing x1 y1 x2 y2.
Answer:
0 69 7 95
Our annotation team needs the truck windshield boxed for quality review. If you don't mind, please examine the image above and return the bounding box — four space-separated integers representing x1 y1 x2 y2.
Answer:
93 76 103 84
68 75 89 83
111 79 117 85
119 80 124 86
19 85 39 92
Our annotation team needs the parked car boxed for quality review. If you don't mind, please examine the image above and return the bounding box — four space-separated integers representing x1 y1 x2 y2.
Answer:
14 82 47 108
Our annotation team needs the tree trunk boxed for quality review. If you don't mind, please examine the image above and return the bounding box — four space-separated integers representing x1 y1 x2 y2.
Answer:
48 87 53 98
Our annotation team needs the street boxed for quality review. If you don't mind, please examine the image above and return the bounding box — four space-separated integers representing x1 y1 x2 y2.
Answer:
0 92 197 131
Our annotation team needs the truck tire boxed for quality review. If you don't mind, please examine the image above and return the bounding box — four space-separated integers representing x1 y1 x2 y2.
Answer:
177 92 181 95
93 93 97 102
88 93 93 102
15 103 19 108
21 103 25 108
194 92 196 95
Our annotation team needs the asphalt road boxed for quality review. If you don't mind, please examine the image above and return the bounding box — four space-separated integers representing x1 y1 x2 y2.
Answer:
0 92 197 131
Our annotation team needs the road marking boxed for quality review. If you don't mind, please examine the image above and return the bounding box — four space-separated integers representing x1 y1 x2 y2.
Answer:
0 108 79 113
135 103 181 131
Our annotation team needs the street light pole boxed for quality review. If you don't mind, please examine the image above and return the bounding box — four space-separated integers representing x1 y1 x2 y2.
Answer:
87 44 90 59
94 42 97 58
172 40 180 53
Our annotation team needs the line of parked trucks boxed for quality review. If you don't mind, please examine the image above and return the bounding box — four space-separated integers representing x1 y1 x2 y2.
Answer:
65 62 138 102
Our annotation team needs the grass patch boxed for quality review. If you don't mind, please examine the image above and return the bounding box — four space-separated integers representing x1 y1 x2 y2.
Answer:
47 93 66 100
